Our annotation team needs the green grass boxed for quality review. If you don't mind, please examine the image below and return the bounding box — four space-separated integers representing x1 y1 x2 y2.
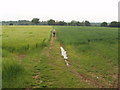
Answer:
2 58 26 88
55 26 118 87
33 40 93 88
55 26 118 45
2 26 118 88
3 26 51 52
2 26 52 88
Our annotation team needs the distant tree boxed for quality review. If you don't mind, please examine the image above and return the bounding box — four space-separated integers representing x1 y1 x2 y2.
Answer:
81 21 85 26
31 18 39 25
118 22 120 27
47 19 55 25
69 20 77 26
40 21 48 25
18 20 31 25
68 22 71 26
57 21 67 26
9 23 13 25
76 21 82 26
101 22 108 27
84 20 91 26
109 21 118 27
68 21 84 26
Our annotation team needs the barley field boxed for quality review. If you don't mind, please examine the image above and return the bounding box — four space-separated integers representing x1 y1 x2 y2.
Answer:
2 26 118 88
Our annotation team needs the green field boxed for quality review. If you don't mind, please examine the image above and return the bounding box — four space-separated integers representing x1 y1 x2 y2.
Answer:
55 26 118 87
2 26 118 88
3 26 51 52
2 26 52 88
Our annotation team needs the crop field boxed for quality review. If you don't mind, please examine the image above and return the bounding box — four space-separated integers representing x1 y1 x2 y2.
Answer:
2 26 52 88
2 26 118 88
55 26 118 87
3 26 51 52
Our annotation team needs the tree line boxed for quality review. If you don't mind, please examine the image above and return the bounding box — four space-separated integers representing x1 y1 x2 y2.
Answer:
101 21 120 27
47 19 91 26
2 18 120 27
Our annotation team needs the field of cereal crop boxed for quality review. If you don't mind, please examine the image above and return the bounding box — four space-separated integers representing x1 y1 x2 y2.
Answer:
2 26 118 88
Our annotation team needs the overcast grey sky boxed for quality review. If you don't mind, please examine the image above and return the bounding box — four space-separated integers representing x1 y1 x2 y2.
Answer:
0 0 119 22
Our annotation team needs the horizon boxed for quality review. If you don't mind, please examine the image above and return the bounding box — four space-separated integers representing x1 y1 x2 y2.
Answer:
1 19 117 23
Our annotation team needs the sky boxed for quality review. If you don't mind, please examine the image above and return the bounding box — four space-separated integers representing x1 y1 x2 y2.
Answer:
118 1 120 21
0 0 119 22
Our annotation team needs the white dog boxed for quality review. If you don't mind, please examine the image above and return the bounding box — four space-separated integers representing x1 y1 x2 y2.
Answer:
60 47 68 60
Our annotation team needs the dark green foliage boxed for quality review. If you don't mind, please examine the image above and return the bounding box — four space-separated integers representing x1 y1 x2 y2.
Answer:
84 21 91 26
56 21 67 25
9 23 13 25
31 18 40 25
2 19 119 28
68 20 91 26
69 20 78 26
101 22 108 27
109 21 119 27
47 19 55 25
76 21 83 26
118 22 120 27
68 21 84 26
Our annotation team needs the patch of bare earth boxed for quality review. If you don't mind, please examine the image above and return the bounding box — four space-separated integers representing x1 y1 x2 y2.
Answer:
16 54 26 59
31 69 42 88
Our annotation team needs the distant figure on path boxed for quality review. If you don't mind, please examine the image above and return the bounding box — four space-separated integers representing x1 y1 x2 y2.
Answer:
52 29 56 37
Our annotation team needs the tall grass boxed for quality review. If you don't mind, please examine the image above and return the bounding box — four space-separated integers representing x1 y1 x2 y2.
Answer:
55 26 118 45
2 26 51 53
2 38 48 53
55 26 118 64
2 58 26 88
2 26 52 88
55 26 118 86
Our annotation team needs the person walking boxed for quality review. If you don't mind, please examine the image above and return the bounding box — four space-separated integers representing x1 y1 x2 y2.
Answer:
52 29 56 37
